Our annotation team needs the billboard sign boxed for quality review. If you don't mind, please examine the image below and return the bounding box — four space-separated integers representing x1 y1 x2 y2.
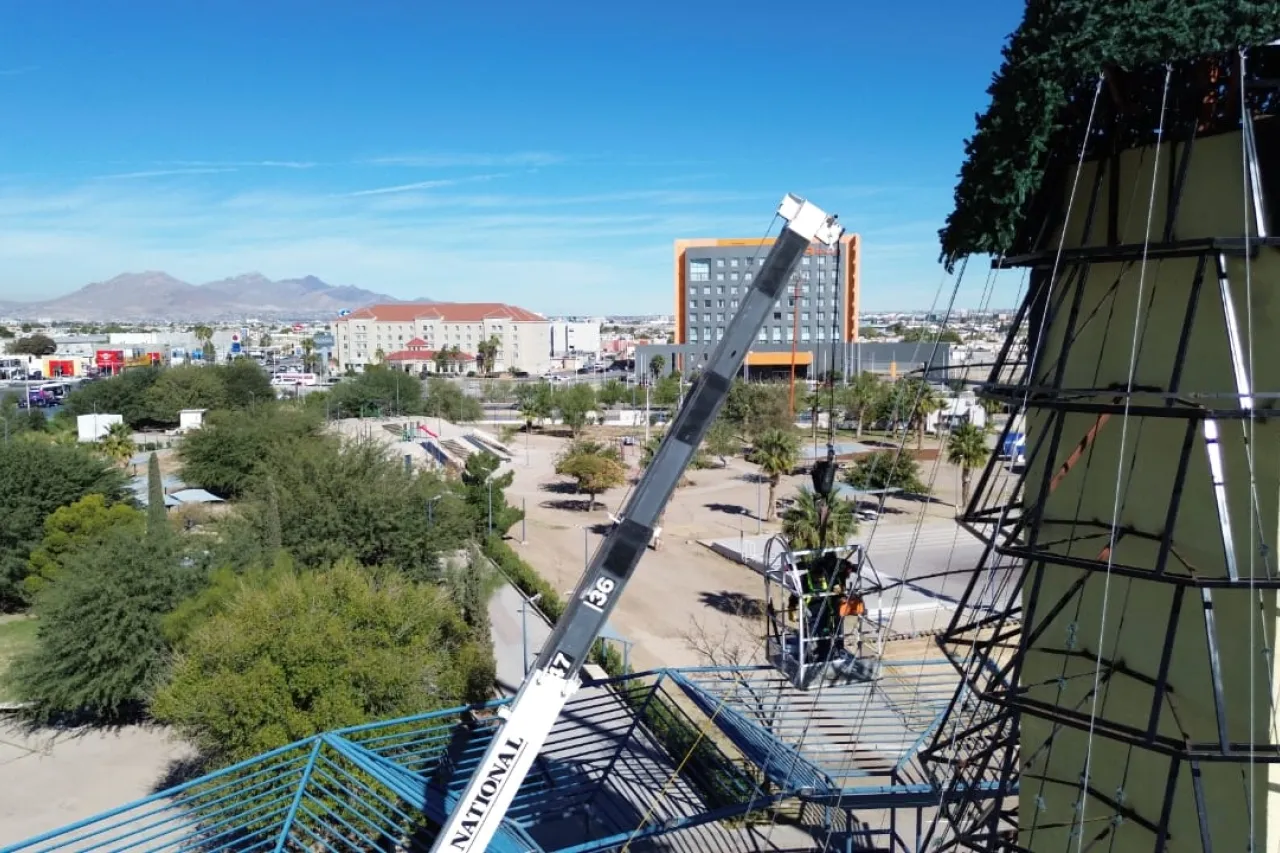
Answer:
230 333 243 355
312 333 335 348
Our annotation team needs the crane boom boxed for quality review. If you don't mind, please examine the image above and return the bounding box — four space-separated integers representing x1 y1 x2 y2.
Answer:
432 194 843 853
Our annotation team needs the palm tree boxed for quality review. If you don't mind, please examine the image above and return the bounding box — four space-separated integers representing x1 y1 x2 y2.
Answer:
99 421 135 468
192 325 214 362
648 353 665 381
301 337 317 371
781 486 859 550
477 335 501 374
946 421 990 509
752 428 800 521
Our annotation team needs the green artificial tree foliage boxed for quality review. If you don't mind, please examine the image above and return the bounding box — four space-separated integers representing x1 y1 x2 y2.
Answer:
11 527 196 724
152 559 495 766
940 1 1280 265
0 442 128 611
146 452 167 537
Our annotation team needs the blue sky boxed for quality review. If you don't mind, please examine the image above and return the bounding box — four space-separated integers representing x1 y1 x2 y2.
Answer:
0 0 1025 315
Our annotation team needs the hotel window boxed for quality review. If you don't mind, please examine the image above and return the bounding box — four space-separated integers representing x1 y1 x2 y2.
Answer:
757 328 767 341
818 312 826 324
773 311 782 321
801 327 811 341
771 327 782 342
730 286 738 295
802 298 810 308
702 285 711 295
801 312 810 322
786 312 794 324
716 258 725 267
690 261 710 281
716 299 725 308
704 299 712 307
703 313 712 322
817 327 827 341
689 327 699 342
716 285 724 294
716 273 725 281
744 272 753 282
786 327 794 342
730 273 738 281
802 284 810 294
802 257 810 266
730 300 739 309
688 299 697 309
716 327 724 340
758 257 765 266
704 326 712 340
716 313 724 323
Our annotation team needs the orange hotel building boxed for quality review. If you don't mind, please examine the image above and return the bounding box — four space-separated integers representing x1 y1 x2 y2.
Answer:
673 233 860 377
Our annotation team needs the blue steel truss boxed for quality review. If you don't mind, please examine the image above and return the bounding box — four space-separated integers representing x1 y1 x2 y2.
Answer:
2 664 1009 853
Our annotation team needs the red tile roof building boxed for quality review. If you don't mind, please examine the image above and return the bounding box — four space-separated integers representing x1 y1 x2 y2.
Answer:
333 302 550 375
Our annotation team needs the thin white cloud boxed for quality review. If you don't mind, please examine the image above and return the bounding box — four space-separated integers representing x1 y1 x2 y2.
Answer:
159 160 318 170
343 172 508 197
0 65 38 77
0 173 956 313
363 152 563 169
92 168 239 180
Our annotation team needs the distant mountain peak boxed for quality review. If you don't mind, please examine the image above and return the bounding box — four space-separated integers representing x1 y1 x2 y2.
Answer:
0 272 420 322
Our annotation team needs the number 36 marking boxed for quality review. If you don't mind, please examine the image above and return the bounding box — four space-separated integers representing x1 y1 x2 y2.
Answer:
581 577 616 612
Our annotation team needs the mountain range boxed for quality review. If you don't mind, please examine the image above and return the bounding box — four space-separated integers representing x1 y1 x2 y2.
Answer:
0 272 429 322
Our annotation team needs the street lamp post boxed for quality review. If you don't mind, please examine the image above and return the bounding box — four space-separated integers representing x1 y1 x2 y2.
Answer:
520 592 543 677
756 476 763 534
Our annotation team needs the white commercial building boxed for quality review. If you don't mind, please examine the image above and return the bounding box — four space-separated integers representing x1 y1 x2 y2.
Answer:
548 319 603 357
333 303 551 375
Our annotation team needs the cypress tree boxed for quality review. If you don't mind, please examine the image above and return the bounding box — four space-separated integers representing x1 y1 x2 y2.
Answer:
146 452 167 536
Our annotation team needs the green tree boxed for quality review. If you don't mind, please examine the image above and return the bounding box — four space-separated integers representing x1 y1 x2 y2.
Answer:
11 528 194 724
652 375 681 408
553 383 597 437
24 494 145 596
261 476 283 555
751 428 800 521
330 365 424 418
0 442 128 610
515 382 554 429
554 441 626 512
596 379 627 408
0 326 13 339
152 560 494 766
98 421 136 468
256 439 461 580
838 372 883 438
900 327 963 344
844 450 929 495
7 334 56 356
780 486 859 551
146 452 167 536
145 365 228 424
702 418 741 468
220 358 274 410
648 353 666 379
178 406 321 499
947 421 991 508
476 335 501 374
423 376 483 423
723 381 793 439
63 367 164 428
456 451 522 538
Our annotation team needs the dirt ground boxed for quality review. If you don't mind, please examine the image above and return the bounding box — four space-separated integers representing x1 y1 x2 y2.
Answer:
502 430 978 671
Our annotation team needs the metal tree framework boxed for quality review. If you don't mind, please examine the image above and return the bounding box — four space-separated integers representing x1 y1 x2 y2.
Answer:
921 45 1280 852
